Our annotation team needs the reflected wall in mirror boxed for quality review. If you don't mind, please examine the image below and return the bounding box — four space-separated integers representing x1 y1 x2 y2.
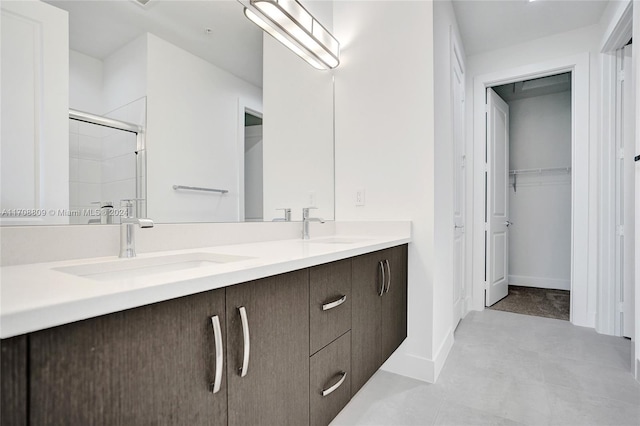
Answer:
0 0 335 225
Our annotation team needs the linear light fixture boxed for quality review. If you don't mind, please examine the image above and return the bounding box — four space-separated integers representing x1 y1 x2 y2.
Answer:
242 0 340 70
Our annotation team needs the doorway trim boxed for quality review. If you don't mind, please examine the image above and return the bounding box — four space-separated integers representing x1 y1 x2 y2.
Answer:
237 97 263 221
598 0 633 337
471 53 592 328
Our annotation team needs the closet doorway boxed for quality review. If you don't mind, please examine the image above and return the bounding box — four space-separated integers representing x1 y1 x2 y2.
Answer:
485 73 572 321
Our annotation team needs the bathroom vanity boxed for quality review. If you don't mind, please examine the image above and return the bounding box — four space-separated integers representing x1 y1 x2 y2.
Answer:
0 235 408 426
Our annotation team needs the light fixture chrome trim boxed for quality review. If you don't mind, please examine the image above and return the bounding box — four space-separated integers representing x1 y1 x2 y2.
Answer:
241 0 340 70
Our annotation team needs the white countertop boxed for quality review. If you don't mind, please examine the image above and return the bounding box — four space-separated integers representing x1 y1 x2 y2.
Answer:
0 233 410 338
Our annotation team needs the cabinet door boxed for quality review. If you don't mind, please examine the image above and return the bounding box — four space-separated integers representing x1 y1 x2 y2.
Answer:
381 244 408 361
30 289 227 426
226 269 310 426
351 250 385 396
1 336 27 426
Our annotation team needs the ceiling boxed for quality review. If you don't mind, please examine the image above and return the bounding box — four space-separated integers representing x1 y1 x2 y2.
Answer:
452 0 610 56
44 0 263 87
492 72 571 102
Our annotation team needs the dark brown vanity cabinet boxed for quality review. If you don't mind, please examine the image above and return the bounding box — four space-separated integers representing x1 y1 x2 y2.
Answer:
225 269 310 426
351 245 408 396
29 288 228 426
0 244 408 426
1 336 27 426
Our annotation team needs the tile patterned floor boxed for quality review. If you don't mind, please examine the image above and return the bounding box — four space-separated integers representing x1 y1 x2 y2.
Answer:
331 310 640 426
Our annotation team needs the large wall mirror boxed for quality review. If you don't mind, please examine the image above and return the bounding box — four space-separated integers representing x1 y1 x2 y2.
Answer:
0 0 335 226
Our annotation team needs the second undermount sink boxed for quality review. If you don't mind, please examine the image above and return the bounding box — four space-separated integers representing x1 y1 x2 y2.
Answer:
54 252 253 282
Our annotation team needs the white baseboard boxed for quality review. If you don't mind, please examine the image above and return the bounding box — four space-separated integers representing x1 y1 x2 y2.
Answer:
433 329 455 381
508 274 570 291
380 330 455 384
380 342 435 383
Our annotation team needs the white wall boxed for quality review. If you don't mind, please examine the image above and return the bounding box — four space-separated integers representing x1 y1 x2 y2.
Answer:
145 33 262 223
333 0 438 382
466 24 602 327
507 91 572 290
262 34 334 222
102 34 147 115
69 50 103 114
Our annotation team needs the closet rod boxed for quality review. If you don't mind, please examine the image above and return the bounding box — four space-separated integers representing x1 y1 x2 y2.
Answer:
509 167 571 192
509 167 571 175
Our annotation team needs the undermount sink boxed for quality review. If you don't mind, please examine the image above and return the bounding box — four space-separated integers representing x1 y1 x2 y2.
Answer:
54 252 253 282
305 237 369 245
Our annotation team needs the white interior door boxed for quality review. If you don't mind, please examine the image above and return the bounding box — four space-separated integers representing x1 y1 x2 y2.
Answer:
452 47 466 327
1 1 69 225
618 44 635 339
485 88 510 306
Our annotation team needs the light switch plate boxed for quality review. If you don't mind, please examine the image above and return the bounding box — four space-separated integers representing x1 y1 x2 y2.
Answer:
356 189 365 206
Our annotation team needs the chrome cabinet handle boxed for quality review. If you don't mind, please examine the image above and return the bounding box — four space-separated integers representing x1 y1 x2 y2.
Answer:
384 259 391 293
321 371 347 397
378 261 385 296
238 306 250 377
210 315 223 393
322 295 347 311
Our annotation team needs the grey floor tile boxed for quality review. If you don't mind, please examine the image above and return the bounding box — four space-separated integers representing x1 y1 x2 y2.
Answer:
538 352 640 405
330 371 444 426
434 400 523 426
334 310 639 426
439 367 551 425
545 382 640 426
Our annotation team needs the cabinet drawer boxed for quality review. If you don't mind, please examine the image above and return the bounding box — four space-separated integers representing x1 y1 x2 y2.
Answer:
310 331 351 426
310 259 352 355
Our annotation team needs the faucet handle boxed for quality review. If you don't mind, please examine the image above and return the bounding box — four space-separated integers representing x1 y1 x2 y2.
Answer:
276 208 292 221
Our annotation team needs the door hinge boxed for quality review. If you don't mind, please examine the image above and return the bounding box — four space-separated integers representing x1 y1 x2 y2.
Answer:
618 149 625 160
485 104 489 113
617 225 624 236
618 302 625 313
617 71 625 81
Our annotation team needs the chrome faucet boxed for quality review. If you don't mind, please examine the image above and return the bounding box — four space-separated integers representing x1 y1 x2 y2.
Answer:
119 199 154 258
302 207 324 240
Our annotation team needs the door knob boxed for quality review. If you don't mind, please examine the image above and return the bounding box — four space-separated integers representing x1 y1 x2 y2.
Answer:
504 220 513 227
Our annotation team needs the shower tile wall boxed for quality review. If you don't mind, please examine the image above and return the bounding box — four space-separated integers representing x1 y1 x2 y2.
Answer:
68 98 145 224
69 119 103 224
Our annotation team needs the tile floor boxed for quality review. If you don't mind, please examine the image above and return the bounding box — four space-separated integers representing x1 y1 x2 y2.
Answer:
331 310 640 426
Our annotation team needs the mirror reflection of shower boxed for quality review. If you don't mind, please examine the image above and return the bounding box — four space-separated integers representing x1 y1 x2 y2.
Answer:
68 104 146 224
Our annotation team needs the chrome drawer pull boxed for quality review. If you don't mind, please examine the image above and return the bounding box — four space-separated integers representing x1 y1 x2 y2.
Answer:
210 315 223 393
322 295 347 311
238 306 250 377
384 259 391 293
321 371 347 397
378 261 385 296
